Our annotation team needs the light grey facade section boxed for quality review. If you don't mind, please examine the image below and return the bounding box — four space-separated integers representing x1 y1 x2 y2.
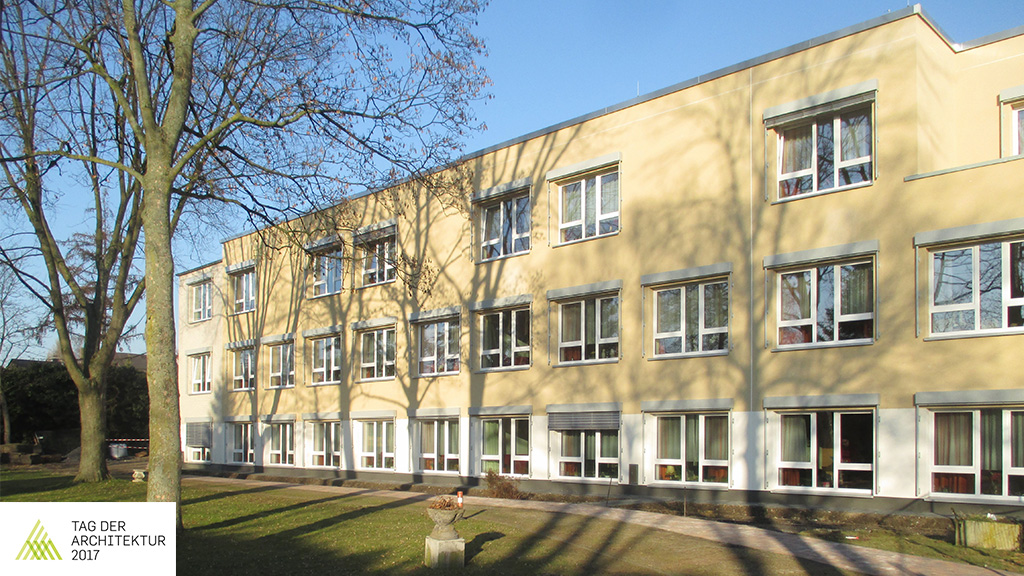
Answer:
546 402 622 414
261 333 295 345
469 294 534 312
409 407 461 418
225 339 257 351
763 394 880 409
304 235 342 251
546 279 622 301
641 398 735 412
184 346 213 356
409 306 461 323
641 262 732 287
225 259 256 274
301 325 344 339
1000 83 1024 103
351 410 397 420
545 152 621 182
354 218 397 244
350 317 398 331
915 389 1024 406
763 79 878 127
472 177 533 203
224 415 254 423
913 217 1024 247
468 405 532 416
764 240 879 269
184 416 214 423
303 412 344 421
259 414 297 423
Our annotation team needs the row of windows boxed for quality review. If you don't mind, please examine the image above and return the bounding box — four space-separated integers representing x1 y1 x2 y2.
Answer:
186 406 1024 498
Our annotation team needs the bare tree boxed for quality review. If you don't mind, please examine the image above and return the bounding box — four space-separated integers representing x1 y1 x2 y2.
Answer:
0 266 47 444
2 0 487 527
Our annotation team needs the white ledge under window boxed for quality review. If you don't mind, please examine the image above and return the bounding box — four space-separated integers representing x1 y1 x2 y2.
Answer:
770 487 873 498
925 493 1024 505
770 338 873 353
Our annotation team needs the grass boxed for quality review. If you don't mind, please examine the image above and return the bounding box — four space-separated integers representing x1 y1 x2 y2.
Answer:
1 468 863 576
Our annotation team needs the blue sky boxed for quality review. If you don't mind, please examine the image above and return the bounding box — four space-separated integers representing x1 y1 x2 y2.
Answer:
461 0 1024 154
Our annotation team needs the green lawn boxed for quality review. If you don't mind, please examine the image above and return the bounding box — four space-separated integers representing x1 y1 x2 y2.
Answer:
1 469 862 575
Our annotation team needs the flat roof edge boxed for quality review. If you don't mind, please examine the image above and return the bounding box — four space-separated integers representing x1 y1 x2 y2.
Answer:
176 259 223 277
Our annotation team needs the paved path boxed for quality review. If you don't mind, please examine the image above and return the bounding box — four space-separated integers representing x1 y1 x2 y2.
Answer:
184 476 1020 576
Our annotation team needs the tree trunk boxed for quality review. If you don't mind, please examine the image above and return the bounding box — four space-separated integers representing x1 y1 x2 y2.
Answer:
0 383 10 445
75 381 110 482
142 184 182 531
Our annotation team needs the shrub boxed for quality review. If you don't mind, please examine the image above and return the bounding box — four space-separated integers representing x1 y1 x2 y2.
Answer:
484 469 525 500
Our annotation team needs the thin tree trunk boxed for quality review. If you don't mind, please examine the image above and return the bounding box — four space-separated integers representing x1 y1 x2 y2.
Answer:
142 184 182 531
75 381 109 482
0 382 10 445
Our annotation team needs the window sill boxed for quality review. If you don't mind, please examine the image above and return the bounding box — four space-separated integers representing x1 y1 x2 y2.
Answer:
414 371 461 379
231 309 256 317
924 329 1024 342
309 291 342 300
924 493 1024 505
649 480 730 490
357 467 396 473
188 317 212 325
553 476 620 485
265 385 295 390
356 376 396 384
554 358 619 368
771 181 872 205
358 279 397 290
416 469 462 476
770 487 873 498
479 250 530 264
771 339 873 353
648 350 729 361
476 365 532 374
308 381 342 387
190 390 212 396
476 472 530 479
554 229 620 248
231 387 256 393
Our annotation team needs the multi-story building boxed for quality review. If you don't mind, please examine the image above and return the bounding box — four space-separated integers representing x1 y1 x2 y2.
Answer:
178 6 1024 510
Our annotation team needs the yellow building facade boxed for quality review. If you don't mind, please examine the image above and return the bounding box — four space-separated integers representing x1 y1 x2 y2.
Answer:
179 6 1024 508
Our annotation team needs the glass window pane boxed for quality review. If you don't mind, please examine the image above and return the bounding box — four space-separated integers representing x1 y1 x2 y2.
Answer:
562 182 581 223
600 431 618 458
934 412 972 467
482 313 499 351
781 271 811 320
562 303 581 342
599 297 618 339
515 310 530 348
840 108 871 160
781 125 812 173
483 420 499 455
584 177 597 236
704 415 729 461
600 172 619 215
979 243 1002 330
841 263 873 315
781 414 811 462
932 249 974 306
515 419 529 456
658 417 681 460
839 413 872 464
684 285 699 352
704 282 729 329
816 119 835 190
562 431 581 458
657 289 681 333
816 265 835 342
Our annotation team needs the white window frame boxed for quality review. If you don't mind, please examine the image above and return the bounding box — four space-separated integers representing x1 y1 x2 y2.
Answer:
776 260 874 348
654 413 730 484
777 410 874 492
417 319 460 376
556 429 619 480
268 423 294 465
652 279 729 357
358 420 395 470
557 294 619 364
191 281 212 322
231 422 254 464
928 239 1024 337
190 353 211 394
359 236 396 287
480 416 530 476
268 342 295 388
776 105 873 200
480 192 531 261
233 269 256 314
313 249 344 297
1015 105 1024 156
417 418 460 473
557 169 620 244
479 307 530 371
232 348 256 390
311 421 342 467
185 422 212 462
930 408 1024 498
310 336 342 385
359 327 396 381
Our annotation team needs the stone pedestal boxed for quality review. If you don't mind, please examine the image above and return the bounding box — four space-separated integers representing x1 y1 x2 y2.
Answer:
424 536 465 569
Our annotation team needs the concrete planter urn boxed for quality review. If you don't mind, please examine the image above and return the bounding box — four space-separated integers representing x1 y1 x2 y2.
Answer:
426 506 464 540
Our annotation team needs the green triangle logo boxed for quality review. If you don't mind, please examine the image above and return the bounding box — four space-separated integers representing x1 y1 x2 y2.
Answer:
15 519 62 560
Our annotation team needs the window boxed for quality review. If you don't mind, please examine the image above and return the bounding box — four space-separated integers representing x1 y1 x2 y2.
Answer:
359 327 395 380
480 308 530 369
558 295 619 363
190 353 211 394
481 417 529 475
481 193 530 260
232 348 256 390
653 280 729 356
268 423 294 465
313 249 344 296
233 269 256 313
418 319 460 376
268 343 294 388
1015 106 1024 156
558 430 618 479
359 420 395 469
655 414 729 483
777 106 872 198
778 411 873 490
929 240 1024 335
191 281 212 322
932 409 1024 497
360 237 396 287
311 421 342 467
231 423 254 463
777 261 873 346
311 336 342 385
558 170 619 243
418 419 460 472
185 422 212 462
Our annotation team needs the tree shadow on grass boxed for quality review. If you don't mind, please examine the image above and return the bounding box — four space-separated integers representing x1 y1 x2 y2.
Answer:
465 531 504 563
0 473 75 497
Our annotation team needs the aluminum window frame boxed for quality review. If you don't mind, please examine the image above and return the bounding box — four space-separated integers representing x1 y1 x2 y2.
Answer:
417 418 460 473
268 342 295 388
310 421 342 467
652 278 730 358
480 192 531 261
480 416 530 477
776 410 874 492
268 422 294 465
358 419 395 470
556 168 620 245
654 413 730 485
191 281 212 322
927 239 1024 337
231 422 254 464
190 353 211 394
312 249 345 297
557 294 620 365
310 336 342 385
556 429 619 480
233 269 256 314
929 408 1024 498
478 307 531 371
417 319 460 377
358 327 396 381
232 347 256 390
359 236 397 287
775 259 875 349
